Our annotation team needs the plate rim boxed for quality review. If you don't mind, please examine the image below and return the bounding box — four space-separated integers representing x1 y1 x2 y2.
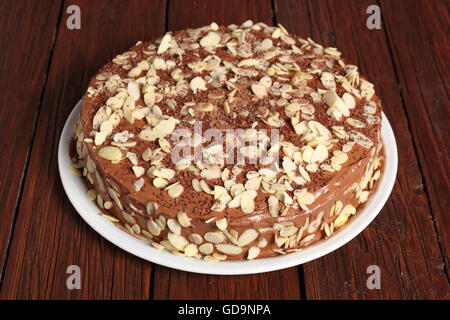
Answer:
58 100 398 275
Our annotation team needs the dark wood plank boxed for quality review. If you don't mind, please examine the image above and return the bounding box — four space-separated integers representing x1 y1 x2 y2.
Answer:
275 0 449 299
154 267 301 300
0 0 63 280
152 0 302 300
380 0 450 276
0 0 165 299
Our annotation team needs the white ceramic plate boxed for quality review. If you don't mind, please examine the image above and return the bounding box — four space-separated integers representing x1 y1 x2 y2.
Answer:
59 100 397 275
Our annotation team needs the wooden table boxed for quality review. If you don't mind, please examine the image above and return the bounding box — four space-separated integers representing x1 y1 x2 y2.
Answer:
0 0 448 300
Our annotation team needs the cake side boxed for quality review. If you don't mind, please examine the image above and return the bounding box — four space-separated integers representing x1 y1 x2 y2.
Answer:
73 21 383 261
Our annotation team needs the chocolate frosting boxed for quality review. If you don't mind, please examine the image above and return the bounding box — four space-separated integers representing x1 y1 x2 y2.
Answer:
74 21 384 260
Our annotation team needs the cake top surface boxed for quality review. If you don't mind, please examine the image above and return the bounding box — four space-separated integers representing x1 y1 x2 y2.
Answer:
81 20 382 223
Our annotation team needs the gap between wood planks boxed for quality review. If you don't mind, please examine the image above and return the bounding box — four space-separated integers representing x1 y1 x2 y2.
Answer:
0 0 66 290
376 0 449 282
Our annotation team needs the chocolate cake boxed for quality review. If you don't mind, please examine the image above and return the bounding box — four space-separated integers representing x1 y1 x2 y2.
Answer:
73 20 383 261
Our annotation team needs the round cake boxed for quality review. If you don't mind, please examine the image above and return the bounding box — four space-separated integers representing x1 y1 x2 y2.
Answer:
73 20 383 261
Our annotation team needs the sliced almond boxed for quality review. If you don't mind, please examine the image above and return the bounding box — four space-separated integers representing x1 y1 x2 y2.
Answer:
153 177 168 188
146 202 156 214
122 211 136 224
126 152 138 165
128 66 142 78
212 253 227 261
199 243 213 255
132 166 145 178
240 191 255 214
334 200 344 214
350 131 373 148
310 144 329 163
259 76 272 89
184 243 198 257
153 168 176 180
127 82 140 100
101 213 118 222
268 195 280 217
153 57 166 70
86 189 97 201
255 38 273 52
153 117 178 138
108 187 122 210
191 233 203 245
167 218 182 235
320 72 336 89
238 58 259 67
144 91 156 107
285 102 301 117
167 183 184 198
330 161 342 171
280 226 299 237
190 76 206 93
333 213 349 228
167 232 189 251
295 188 316 210
342 93 356 109
215 244 243 255
137 60 150 71
200 31 220 47
200 180 213 194
340 204 356 216
323 90 347 112
94 131 107 145
177 211 191 227
204 232 225 243
192 179 201 192
237 229 259 246
251 84 267 99
104 201 113 210
216 218 227 231
157 33 172 54
98 146 122 162
346 118 366 128
332 150 348 164
195 102 215 112
247 247 260 260
134 178 144 192
245 177 262 191
158 138 171 152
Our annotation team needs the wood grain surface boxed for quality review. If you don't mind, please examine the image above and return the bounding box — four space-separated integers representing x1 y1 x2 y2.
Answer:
0 0 63 281
0 0 448 300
